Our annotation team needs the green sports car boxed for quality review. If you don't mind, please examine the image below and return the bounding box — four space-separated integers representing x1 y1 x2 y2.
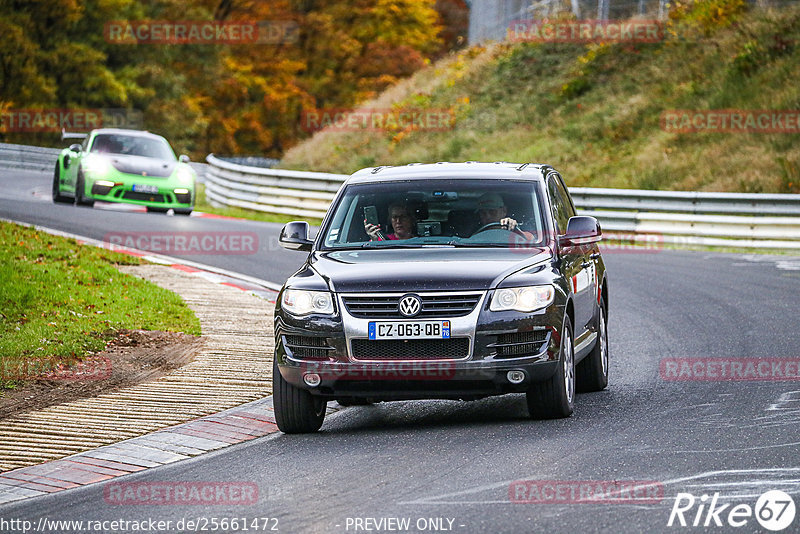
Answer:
52 128 196 215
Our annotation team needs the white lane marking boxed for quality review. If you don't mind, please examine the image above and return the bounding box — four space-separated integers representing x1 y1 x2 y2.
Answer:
398 468 800 506
736 254 800 271
767 390 800 410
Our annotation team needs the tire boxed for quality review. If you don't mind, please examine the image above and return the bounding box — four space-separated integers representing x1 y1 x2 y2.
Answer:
336 397 372 407
52 163 71 204
146 206 169 213
576 299 609 393
526 314 575 419
273 359 326 433
74 171 94 207
173 208 193 216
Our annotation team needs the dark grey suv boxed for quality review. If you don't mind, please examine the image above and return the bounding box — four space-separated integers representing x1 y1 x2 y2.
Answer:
273 162 609 433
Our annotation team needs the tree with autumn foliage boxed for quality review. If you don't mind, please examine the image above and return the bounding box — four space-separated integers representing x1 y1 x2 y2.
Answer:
0 0 454 158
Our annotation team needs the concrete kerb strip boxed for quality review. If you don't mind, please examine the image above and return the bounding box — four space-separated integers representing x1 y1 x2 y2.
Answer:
0 219 340 506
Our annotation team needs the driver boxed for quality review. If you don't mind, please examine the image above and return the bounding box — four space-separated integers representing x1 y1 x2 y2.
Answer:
475 193 534 240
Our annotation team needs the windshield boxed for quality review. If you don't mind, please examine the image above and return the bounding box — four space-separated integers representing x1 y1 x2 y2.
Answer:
90 134 176 160
321 178 546 250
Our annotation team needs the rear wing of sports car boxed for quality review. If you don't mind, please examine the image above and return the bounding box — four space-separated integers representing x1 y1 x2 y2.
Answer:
61 128 88 141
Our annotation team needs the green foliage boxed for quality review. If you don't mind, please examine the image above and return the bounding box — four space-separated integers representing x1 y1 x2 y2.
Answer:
668 0 749 35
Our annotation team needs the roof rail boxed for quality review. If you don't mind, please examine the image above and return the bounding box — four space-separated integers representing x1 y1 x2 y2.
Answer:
517 163 530 171
371 166 390 174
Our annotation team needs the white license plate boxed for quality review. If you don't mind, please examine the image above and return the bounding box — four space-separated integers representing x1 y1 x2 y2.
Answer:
368 320 451 340
133 184 159 194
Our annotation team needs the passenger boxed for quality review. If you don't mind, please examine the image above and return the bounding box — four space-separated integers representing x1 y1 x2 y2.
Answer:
474 192 535 240
365 203 417 241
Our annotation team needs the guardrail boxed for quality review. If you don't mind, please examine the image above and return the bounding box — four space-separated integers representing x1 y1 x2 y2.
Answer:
206 155 800 250
0 142 208 181
0 143 60 172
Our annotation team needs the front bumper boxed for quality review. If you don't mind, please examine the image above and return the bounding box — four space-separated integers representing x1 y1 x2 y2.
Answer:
86 177 194 208
274 290 565 401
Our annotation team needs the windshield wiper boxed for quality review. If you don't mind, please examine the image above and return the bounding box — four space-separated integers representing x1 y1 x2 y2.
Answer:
444 241 515 248
360 242 454 249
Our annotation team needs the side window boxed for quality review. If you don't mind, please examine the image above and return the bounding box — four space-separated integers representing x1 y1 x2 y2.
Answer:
553 174 576 218
547 177 570 235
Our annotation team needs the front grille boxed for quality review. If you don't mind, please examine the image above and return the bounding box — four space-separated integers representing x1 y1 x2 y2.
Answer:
493 330 549 357
342 293 482 319
351 338 470 360
122 191 166 203
284 335 334 360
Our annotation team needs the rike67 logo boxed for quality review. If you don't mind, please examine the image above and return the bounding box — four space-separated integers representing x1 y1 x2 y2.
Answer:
668 490 796 531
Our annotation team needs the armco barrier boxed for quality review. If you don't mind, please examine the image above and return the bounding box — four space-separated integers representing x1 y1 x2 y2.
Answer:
0 142 60 172
205 155 800 250
0 142 207 181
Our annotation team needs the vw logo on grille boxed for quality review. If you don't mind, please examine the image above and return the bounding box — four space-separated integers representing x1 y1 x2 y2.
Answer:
398 294 422 317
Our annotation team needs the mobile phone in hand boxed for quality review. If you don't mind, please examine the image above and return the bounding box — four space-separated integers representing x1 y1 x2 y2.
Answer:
363 206 385 240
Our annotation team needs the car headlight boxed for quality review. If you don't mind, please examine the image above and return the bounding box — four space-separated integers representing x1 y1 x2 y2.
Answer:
490 285 555 312
176 167 195 183
281 289 335 316
82 156 110 175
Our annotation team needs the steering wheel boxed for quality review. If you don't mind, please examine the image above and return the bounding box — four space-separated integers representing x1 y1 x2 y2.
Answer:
472 222 513 234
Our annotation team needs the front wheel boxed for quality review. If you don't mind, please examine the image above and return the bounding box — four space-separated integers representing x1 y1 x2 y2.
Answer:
576 299 609 393
74 172 94 207
52 164 71 204
273 359 326 433
526 314 575 419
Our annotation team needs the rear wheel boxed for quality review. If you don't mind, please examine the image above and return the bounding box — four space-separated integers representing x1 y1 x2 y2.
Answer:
526 314 575 419
74 171 94 207
273 359 326 433
576 299 609 393
52 164 71 204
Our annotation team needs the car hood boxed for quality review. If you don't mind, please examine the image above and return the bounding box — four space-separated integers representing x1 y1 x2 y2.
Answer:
106 155 176 178
310 248 552 292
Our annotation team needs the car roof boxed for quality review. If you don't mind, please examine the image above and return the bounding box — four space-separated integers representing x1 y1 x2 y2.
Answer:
90 128 166 140
346 162 553 184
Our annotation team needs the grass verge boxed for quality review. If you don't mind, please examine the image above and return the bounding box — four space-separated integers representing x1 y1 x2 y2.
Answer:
0 221 201 390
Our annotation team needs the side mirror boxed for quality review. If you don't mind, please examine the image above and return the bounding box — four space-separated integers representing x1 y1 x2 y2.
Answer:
69 144 82 153
179 154 190 163
279 221 313 252
559 216 601 247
